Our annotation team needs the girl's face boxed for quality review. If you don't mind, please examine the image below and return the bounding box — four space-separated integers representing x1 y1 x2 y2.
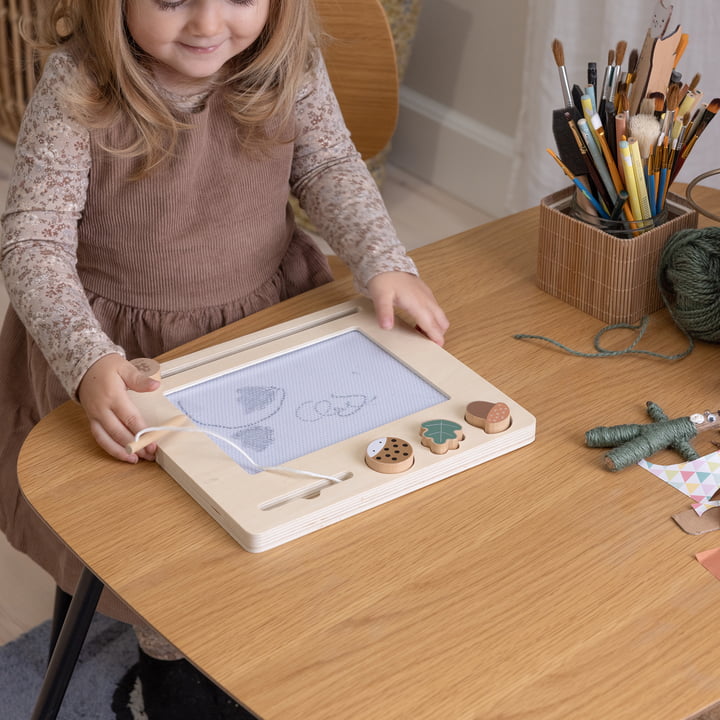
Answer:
125 0 271 93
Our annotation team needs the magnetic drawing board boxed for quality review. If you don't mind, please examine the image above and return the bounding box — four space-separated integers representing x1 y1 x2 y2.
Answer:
130 299 536 552
166 331 448 474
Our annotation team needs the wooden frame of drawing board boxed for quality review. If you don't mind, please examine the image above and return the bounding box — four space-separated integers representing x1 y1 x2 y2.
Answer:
130 298 536 552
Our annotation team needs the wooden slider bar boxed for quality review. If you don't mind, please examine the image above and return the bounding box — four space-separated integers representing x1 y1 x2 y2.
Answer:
125 414 190 455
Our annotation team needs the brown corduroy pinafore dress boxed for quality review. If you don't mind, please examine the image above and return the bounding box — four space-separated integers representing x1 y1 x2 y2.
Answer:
0 90 332 624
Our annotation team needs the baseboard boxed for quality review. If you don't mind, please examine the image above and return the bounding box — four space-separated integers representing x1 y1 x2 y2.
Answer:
389 86 514 219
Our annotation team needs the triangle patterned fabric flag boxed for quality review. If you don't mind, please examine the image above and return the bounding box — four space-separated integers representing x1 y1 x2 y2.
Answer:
639 451 720 515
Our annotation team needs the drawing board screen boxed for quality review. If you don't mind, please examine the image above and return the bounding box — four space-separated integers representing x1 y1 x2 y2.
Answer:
166 330 448 473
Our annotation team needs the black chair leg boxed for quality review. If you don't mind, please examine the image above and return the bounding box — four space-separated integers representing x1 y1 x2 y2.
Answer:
31 566 104 720
48 586 73 663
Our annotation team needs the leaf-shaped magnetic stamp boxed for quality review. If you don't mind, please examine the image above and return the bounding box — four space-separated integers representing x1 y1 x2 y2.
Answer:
464 401 512 433
365 437 414 473
419 419 464 455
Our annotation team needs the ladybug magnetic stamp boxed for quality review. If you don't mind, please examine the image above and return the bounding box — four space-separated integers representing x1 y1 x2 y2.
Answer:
365 437 415 473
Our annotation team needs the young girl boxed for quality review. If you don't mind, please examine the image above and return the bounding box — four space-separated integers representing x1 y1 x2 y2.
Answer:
0 0 448 716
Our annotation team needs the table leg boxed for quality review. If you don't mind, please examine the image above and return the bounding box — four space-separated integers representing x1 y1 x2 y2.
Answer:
31 566 104 720
48 586 72 662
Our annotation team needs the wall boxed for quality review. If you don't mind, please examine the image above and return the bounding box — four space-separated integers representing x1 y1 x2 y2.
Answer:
389 0 529 217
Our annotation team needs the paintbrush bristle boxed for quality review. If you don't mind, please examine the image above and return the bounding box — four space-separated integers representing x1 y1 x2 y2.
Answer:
628 48 639 74
607 49 615 65
689 73 701 92
615 41 627 67
638 98 656 116
666 84 681 112
708 98 720 114
628 113 661 158
650 92 665 114
551 38 565 67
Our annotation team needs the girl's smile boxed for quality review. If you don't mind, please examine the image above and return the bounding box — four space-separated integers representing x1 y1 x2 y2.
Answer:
126 0 270 93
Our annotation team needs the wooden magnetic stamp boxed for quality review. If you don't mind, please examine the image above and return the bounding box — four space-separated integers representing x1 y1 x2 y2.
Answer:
464 401 512 434
130 357 162 381
419 419 464 454
365 437 414 473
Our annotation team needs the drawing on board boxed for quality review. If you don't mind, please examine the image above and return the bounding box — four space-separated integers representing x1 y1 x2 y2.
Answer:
167 330 448 473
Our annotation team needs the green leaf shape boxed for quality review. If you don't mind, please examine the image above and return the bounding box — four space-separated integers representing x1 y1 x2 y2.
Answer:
420 419 463 445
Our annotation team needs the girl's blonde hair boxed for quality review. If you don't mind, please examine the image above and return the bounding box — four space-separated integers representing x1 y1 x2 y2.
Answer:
30 0 320 175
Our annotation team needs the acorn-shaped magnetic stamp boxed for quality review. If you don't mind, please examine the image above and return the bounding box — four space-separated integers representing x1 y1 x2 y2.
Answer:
464 401 511 433
365 437 414 473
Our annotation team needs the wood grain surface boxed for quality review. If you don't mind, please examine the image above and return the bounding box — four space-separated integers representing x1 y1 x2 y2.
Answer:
18 185 720 720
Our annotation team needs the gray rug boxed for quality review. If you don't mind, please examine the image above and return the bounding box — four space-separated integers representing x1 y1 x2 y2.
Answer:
0 614 138 719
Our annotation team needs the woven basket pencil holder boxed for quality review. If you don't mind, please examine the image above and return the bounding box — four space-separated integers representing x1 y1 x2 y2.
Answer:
537 186 698 324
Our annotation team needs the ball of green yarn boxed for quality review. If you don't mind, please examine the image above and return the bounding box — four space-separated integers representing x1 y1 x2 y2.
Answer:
657 226 720 342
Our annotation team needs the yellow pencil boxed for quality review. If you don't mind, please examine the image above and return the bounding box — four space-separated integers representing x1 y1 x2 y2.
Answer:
618 140 642 226
627 138 652 220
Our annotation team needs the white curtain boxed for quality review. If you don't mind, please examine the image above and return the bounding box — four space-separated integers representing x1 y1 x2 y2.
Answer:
506 0 720 214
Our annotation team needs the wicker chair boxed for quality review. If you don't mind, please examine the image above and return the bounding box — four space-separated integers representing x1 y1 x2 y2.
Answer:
0 0 39 143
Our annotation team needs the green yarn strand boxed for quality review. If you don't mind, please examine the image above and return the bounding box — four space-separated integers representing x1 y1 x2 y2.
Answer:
513 316 694 360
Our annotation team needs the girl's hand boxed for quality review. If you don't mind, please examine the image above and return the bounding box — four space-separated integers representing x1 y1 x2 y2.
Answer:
366 272 449 346
77 353 161 463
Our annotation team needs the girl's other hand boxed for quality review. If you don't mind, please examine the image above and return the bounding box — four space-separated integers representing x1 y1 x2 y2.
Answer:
366 272 449 346
77 354 161 463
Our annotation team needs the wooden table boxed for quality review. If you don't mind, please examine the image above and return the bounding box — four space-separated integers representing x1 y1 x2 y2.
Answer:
20 186 720 719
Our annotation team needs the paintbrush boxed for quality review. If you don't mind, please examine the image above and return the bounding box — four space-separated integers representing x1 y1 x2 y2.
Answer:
685 101 708 143
552 107 585 177
662 83 681 135
645 92 664 120
609 40 627 103
685 98 720 144
615 88 629 115
566 112 613 209
598 49 615 116
646 148 657 216
610 190 629 220
577 117 618 204
546 148 609 218
603 100 617 165
615 110 628 182
671 97 720 182
629 113 662 162
650 136 663 214
655 136 670 210
637 96 658 118
590 112 625 196
588 62 597 101
628 113 661 214
678 72 701 103
552 39 574 108
626 48 639 85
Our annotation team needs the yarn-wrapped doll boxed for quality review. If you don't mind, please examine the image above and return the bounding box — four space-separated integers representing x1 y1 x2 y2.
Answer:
586 401 720 471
